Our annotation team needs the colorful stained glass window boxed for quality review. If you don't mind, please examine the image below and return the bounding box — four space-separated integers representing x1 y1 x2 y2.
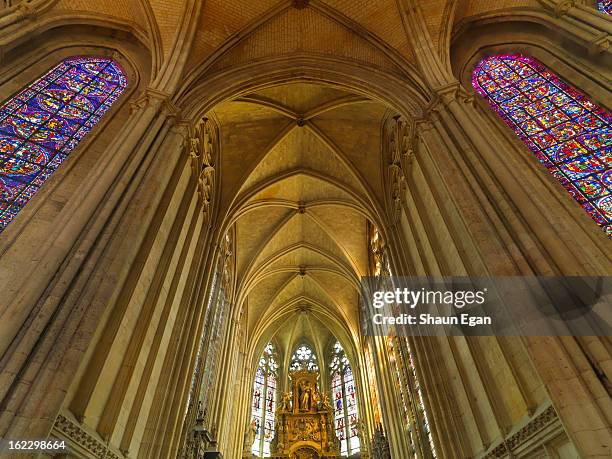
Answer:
599 0 612 14
329 341 360 456
472 54 611 236
251 343 278 457
0 56 127 233
332 372 347 454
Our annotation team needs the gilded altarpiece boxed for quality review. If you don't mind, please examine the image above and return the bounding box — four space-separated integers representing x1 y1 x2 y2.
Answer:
270 370 340 459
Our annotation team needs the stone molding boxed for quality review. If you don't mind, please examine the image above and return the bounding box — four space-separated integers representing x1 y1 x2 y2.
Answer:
483 406 559 458
128 87 174 115
537 0 612 54
52 414 123 459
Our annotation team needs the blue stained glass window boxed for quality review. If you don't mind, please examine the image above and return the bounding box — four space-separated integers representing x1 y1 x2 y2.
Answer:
0 56 127 233
472 54 612 236
599 0 612 14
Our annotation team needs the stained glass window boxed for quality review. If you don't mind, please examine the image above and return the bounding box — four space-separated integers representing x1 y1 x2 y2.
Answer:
472 54 611 236
332 372 346 453
0 56 127 232
251 367 265 454
329 341 360 456
251 343 278 457
289 344 319 372
599 0 612 14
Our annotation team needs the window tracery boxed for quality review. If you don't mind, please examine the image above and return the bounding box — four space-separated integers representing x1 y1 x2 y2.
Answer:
472 54 611 235
289 344 319 372
329 341 360 456
252 343 279 457
0 56 127 232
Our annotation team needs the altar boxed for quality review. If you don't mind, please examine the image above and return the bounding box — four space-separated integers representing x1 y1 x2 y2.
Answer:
270 370 340 459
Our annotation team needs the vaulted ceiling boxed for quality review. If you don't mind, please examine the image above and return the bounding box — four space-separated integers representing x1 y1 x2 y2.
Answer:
38 0 543 363
211 82 387 363
43 0 539 82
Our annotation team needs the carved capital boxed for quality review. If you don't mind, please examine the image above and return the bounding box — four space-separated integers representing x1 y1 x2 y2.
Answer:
129 87 172 114
554 0 575 17
434 81 463 105
160 98 181 121
415 117 435 134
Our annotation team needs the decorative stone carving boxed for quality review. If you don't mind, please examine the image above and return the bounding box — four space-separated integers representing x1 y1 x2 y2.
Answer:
383 114 415 223
12 0 37 20
589 33 611 54
483 405 559 458
52 414 121 459
128 87 172 114
220 230 233 301
371 424 391 459
271 370 338 458
189 117 219 227
553 0 575 18
370 226 390 277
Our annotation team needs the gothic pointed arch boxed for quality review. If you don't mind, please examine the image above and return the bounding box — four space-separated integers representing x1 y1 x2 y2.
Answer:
472 53 611 235
329 340 361 456
251 342 280 457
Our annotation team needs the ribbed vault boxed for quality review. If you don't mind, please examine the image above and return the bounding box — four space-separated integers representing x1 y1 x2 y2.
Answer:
38 0 541 83
208 82 389 368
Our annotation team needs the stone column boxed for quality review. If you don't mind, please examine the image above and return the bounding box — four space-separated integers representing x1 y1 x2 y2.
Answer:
369 335 413 458
415 83 612 457
0 88 184 441
428 83 608 272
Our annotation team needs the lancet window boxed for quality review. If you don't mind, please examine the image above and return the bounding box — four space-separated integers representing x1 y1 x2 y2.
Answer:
472 54 611 235
0 57 127 232
251 343 279 457
330 341 360 456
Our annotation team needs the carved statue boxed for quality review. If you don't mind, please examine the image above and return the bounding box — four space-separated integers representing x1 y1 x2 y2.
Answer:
305 419 313 436
320 392 332 412
278 391 292 412
277 370 335 457
312 389 320 408
244 418 257 452
299 382 311 411
355 418 369 454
